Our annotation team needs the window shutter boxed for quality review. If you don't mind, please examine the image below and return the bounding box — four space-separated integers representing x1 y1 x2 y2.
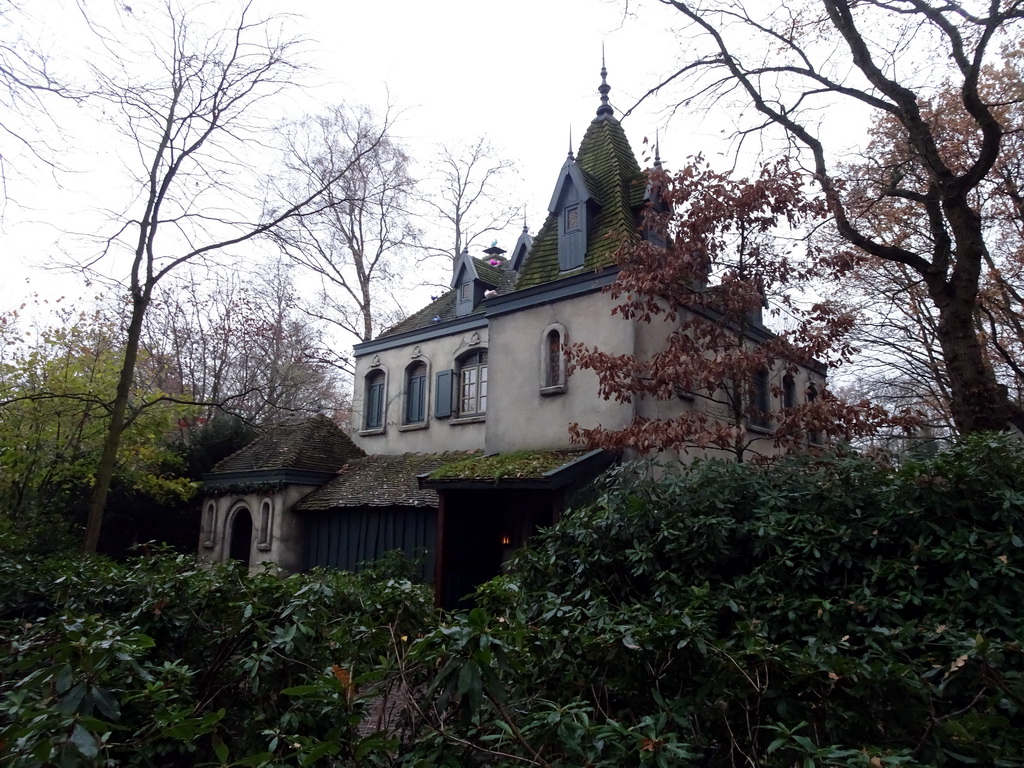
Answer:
434 369 453 418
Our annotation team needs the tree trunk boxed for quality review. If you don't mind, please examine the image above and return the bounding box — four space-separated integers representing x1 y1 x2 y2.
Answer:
82 297 147 553
929 280 1010 433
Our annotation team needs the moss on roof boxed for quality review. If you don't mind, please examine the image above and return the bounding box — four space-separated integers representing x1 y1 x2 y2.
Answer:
209 414 363 475
473 257 504 286
296 452 472 510
380 290 459 337
427 449 592 482
516 116 644 290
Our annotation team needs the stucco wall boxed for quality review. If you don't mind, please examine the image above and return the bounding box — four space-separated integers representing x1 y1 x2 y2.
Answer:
198 484 319 573
485 290 637 453
351 326 489 455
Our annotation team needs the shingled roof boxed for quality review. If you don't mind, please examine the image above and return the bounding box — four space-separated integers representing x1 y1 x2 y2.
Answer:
377 262 517 339
515 110 645 290
295 453 468 510
208 414 364 475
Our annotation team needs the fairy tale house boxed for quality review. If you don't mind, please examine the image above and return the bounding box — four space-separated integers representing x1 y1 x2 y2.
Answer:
200 67 826 607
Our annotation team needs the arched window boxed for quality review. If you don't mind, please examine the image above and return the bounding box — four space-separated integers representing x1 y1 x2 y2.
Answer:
364 370 386 430
458 350 488 416
546 330 561 387
783 374 797 409
405 362 427 424
806 381 823 445
749 368 771 428
540 324 567 394
256 498 272 550
201 501 216 548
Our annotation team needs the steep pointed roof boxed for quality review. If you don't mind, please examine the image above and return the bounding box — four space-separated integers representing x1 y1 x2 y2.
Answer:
516 76 644 290
208 414 364 475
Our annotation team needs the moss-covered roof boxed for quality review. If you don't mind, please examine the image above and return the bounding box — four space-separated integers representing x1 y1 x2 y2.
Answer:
295 453 467 510
516 115 645 290
208 414 363 475
427 449 595 482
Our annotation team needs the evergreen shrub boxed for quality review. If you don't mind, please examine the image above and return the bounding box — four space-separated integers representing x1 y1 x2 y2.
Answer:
435 434 1024 766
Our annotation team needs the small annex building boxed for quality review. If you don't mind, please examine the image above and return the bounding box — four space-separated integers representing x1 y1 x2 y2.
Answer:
201 66 826 607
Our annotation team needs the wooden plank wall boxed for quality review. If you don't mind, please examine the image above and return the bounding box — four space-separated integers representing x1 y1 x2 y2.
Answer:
304 506 437 582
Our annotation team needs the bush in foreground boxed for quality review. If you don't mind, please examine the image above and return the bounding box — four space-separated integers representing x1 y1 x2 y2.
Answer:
0 550 434 767
410 435 1024 766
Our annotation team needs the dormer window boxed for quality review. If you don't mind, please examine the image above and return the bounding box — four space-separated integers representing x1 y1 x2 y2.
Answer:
459 282 473 303
548 154 591 273
559 200 586 271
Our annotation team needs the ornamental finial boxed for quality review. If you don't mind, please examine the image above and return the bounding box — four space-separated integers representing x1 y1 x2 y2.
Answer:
596 45 613 119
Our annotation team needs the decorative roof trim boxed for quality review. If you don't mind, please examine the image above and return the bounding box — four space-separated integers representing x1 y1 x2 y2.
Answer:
203 468 337 490
354 314 488 357
547 158 593 214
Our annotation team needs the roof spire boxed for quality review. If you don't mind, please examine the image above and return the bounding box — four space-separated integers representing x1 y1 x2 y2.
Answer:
596 45 613 119
567 126 574 160
654 130 662 169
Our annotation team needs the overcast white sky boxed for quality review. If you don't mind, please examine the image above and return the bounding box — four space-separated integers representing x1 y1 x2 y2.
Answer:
0 0 723 302
1 0 871 331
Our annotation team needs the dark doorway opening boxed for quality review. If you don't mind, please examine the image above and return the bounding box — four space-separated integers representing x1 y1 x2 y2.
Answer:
228 507 253 565
438 489 556 609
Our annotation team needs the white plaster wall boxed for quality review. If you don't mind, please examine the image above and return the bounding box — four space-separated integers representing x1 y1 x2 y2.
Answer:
351 327 489 455
485 291 637 453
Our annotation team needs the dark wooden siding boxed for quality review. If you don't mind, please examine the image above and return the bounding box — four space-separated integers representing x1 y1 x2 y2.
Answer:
304 506 436 582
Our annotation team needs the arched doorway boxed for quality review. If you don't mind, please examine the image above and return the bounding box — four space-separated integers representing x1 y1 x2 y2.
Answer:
228 506 253 565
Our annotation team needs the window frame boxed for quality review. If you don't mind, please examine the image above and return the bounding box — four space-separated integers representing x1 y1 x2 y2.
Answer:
458 349 488 417
540 323 568 395
404 361 428 426
362 369 387 433
748 367 771 429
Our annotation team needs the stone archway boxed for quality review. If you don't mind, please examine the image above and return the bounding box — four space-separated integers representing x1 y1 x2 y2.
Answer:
228 506 254 565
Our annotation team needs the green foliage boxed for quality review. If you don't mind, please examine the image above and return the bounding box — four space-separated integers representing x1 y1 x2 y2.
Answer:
0 548 435 766
4 436 1024 766
450 434 1024 766
0 307 197 550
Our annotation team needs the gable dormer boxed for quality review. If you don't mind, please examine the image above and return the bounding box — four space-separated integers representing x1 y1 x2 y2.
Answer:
513 63 645 291
451 247 502 317
548 152 593 272
510 225 533 272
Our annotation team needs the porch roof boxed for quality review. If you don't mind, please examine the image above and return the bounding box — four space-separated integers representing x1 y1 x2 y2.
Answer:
419 448 618 491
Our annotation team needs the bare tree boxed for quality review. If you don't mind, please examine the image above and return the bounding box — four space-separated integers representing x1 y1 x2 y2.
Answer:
822 40 1024 433
0 0 80 205
273 104 417 347
75 1 388 552
140 260 347 426
642 0 1024 433
419 136 522 263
